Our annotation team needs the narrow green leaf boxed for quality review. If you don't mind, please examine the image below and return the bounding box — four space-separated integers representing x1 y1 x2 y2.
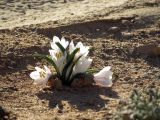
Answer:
66 48 80 66
33 54 60 76
56 42 65 54
61 48 80 83
67 55 83 83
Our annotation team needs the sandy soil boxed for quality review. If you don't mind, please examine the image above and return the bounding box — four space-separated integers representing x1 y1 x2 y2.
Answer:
0 0 128 29
0 0 160 120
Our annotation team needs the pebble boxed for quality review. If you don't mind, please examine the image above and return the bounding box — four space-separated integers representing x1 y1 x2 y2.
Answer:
121 32 134 39
108 26 120 33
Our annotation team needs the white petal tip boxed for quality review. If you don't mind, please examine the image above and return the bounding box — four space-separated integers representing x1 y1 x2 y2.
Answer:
94 79 113 87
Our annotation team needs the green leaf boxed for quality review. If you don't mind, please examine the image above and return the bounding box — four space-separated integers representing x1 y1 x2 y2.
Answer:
66 55 83 83
56 42 65 54
61 48 80 83
67 48 80 64
33 54 60 76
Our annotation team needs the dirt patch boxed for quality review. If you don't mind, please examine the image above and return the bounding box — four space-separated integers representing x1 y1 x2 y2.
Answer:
0 0 160 120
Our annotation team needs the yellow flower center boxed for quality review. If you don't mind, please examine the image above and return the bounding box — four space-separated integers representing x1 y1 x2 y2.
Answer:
56 52 62 59
40 71 46 79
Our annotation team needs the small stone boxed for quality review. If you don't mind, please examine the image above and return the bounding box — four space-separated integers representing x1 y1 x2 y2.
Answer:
96 28 100 31
108 26 120 33
122 32 134 39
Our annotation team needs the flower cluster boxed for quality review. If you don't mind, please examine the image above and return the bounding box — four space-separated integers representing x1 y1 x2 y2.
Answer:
30 36 113 88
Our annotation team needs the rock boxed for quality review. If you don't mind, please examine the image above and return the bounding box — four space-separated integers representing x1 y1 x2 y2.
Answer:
108 26 120 33
122 32 134 39
71 74 94 88
134 44 160 56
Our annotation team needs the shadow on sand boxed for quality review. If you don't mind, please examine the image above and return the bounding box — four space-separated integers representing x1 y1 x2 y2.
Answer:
36 86 119 111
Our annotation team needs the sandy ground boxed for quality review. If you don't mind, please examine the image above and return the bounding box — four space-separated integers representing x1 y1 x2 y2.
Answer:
0 0 160 120
0 0 128 29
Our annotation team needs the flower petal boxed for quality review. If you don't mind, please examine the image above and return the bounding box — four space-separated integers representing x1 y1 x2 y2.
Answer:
49 49 57 60
94 66 112 78
35 67 44 72
51 36 61 50
94 66 113 87
53 36 61 43
61 37 69 49
30 71 41 80
94 77 113 87
76 42 89 57
30 66 52 86
44 65 52 75
30 71 47 86
73 57 92 75
69 41 75 53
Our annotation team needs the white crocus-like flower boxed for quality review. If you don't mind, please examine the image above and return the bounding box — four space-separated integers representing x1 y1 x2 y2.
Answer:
68 41 92 79
94 66 113 87
49 49 66 75
30 65 52 86
49 36 69 75
69 41 89 58
72 57 92 76
51 36 69 51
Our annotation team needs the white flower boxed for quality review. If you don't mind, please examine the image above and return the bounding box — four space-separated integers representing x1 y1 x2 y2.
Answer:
30 65 52 86
72 57 92 76
69 41 92 79
94 66 113 87
49 49 66 75
49 36 69 75
51 36 69 51
69 41 89 58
